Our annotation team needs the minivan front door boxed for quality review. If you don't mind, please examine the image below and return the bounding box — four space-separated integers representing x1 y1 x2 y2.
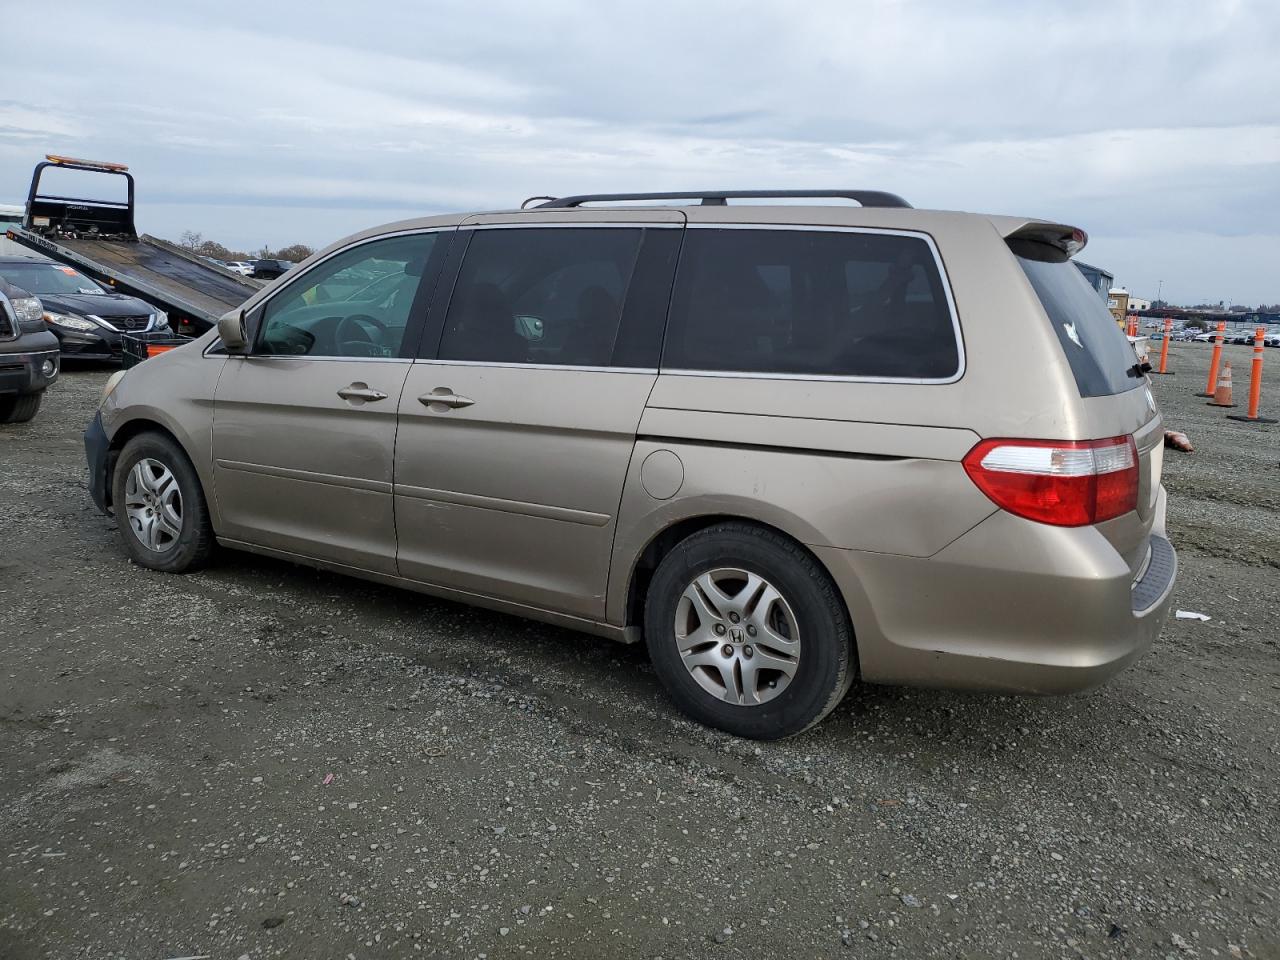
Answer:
212 230 451 573
394 218 682 619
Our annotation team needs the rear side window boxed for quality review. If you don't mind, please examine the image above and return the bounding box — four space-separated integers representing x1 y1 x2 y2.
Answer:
439 227 642 367
1013 241 1141 397
662 228 960 379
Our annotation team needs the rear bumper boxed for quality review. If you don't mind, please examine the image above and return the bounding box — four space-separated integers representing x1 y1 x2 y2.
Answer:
84 411 112 515
816 491 1177 695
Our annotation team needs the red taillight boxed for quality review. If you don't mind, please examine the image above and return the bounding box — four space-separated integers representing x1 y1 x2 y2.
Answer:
962 436 1139 527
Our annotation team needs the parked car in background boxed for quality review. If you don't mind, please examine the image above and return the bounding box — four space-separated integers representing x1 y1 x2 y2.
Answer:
1127 334 1151 368
250 258 294 280
1192 331 1217 343
0 256 169 361
222 261 254 276
0 202 30 257
85 189 1177 739
1266 331 1280 348
0 275 59 423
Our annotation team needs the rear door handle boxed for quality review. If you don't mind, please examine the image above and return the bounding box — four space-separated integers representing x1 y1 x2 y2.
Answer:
337 382 388 402
419 388 475 410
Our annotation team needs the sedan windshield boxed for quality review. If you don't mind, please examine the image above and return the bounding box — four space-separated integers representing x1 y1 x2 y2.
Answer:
0 262 106 295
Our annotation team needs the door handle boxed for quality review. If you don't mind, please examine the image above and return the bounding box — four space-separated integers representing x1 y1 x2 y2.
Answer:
337 382 388 402
419 388 475 410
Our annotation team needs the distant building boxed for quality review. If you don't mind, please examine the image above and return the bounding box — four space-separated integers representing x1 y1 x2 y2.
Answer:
1107 288 1131 323
1074 260 1114 300
1104 288 1151 322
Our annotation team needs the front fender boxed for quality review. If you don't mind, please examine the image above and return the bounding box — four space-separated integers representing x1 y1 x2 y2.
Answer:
101 343 226 530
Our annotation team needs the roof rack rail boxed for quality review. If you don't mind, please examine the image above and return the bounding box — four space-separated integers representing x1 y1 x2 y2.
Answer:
536 189 912 209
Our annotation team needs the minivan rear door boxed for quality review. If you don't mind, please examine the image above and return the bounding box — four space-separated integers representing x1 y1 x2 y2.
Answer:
393 212 683 620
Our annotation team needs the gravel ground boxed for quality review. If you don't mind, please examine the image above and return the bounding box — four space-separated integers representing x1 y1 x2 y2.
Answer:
2 343 1278 960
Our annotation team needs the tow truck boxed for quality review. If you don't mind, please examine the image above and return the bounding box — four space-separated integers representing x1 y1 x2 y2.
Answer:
3 155 261 336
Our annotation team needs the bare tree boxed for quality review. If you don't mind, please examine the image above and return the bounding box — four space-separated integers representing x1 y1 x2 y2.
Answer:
273 243 314 263
195 239 250 261
179 230 203 251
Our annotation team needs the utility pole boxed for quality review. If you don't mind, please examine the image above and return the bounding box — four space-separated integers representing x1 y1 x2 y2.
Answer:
1157 279 1163 306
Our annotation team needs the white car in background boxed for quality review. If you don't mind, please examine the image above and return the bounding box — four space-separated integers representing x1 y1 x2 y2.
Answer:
223 261 254 276
1128 334 1150 368
0 203 31 257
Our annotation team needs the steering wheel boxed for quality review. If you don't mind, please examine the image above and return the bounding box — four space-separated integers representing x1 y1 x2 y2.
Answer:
335 313 391 357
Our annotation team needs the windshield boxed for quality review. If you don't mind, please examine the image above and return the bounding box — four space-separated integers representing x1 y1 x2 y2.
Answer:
1011 241 1142 398
0 262 106 295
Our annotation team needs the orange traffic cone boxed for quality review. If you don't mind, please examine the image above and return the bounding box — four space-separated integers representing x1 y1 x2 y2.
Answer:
1207 361 1236 408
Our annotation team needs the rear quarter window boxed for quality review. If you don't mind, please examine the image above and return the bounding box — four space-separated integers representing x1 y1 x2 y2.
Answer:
1012 240 1143 398
662 228 961 380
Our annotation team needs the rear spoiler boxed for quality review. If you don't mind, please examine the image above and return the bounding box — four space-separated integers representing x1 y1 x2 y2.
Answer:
993 217 1088 261
24 154 137 241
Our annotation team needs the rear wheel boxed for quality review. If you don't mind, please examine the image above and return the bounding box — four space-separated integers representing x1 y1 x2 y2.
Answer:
0 391 42 424
643 522 855 739
111 433 214 573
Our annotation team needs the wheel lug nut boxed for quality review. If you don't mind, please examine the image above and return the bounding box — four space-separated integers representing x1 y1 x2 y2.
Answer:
743 645 754 658
746 624 757 637
714 623 727 636
729 612 740 624
722 644 734 657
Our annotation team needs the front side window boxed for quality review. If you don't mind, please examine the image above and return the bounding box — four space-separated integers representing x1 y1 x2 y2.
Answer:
255 233 439 358
438 227 642 366
663 228 960 379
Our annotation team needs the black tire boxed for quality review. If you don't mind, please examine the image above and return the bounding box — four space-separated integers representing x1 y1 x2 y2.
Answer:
111 432 214 573
0 391 42 424
643 522 855 740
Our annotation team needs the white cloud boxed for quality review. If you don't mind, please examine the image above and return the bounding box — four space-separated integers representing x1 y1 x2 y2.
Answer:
0 0 1276 302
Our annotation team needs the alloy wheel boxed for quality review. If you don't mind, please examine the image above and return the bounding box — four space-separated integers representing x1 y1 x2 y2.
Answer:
123 458 183 553
674 567 801 706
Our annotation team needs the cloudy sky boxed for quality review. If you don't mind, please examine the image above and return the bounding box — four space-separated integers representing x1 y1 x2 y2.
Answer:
1 0 1277 305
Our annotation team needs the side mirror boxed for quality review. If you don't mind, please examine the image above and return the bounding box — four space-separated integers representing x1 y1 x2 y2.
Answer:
218 308 249 354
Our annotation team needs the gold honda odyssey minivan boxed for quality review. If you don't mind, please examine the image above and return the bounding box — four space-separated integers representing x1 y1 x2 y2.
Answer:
86 190 1176 739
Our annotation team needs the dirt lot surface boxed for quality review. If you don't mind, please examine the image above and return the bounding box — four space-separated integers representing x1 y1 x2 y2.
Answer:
2 342 1278 959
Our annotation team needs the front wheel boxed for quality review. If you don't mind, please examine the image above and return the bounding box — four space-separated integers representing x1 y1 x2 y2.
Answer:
643 522 855 739
0 391 42 424
111 432 214 573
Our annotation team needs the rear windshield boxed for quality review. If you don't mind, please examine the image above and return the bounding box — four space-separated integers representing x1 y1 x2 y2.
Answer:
1012 241 1141 397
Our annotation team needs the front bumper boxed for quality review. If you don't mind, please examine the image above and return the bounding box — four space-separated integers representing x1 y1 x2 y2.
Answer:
816 493 1178 695
0 347 59 395
51 326 123 362
85 411 112 515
